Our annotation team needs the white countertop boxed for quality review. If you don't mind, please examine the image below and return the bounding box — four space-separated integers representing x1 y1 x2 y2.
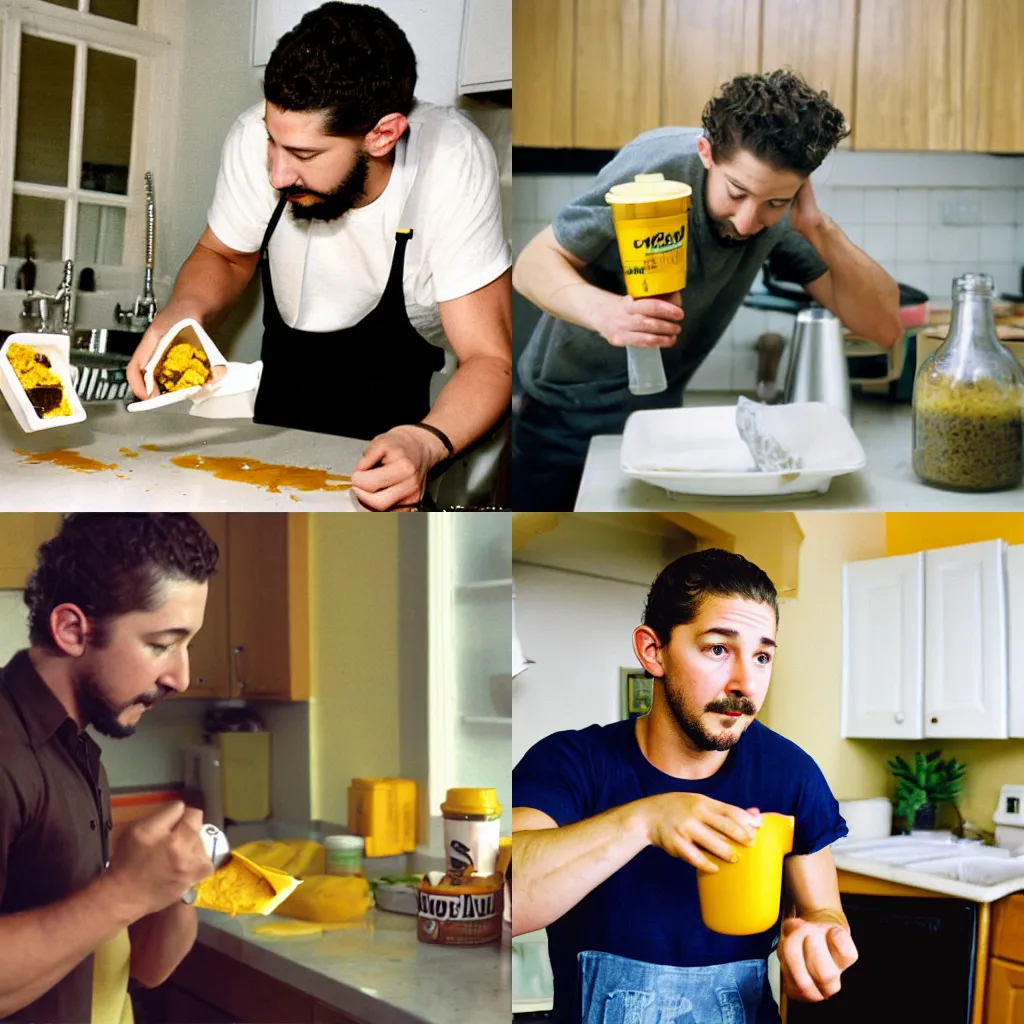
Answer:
833 851 1024 904
197 907 509 1024
574 393 1024 511
0 403 364 510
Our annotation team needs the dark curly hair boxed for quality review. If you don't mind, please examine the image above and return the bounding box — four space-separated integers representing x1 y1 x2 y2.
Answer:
702 69 850 176
263 2 417 137
643 548 778 645
25 514 219 650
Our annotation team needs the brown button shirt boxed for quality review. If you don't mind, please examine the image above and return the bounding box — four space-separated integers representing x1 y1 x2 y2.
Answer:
0 650 113 1023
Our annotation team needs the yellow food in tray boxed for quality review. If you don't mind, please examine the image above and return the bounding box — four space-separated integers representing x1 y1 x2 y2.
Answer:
233 838 326 879
6 343 71 418
155 326 212 392
193 852 300 917
275 874 372 923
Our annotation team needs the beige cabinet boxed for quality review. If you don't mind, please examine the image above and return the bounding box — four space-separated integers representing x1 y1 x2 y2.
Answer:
964 0 1024 153
574 0 663 148
854 0 964 150
0 514 62 589
760 0 856 147
661 0 760 129
511 0 574 146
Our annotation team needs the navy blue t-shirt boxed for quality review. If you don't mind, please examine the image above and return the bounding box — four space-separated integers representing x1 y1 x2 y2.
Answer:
513 719 847 1021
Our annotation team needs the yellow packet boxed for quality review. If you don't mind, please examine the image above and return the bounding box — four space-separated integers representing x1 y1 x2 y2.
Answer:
193 851 301 917
276 874 372 923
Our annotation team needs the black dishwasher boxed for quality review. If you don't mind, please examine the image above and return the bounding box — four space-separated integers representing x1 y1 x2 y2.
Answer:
785 894 978 1023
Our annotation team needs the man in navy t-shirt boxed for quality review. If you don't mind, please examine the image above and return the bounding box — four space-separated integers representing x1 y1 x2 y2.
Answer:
512 548 856 1023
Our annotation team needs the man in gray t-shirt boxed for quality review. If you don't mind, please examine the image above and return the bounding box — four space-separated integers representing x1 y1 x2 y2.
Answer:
512 70 903 511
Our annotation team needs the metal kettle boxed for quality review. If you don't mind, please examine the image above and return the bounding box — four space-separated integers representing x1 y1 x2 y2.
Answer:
783 307 852 422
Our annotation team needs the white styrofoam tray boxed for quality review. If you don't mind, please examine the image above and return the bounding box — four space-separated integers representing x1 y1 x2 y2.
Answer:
619 403 866 497
128 318 228 412
0 333 88 432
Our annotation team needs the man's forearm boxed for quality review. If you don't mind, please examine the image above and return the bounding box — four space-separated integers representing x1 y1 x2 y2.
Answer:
513 802 649 936
512 231 613 334
424 354 511 455
129 901 198 988
801 216 902 347
0 874 137 1017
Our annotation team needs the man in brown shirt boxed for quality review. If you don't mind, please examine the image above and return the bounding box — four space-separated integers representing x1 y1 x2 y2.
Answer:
0 514 221 1022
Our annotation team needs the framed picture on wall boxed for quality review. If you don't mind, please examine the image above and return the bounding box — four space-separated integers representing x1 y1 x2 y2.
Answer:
620 669 653 720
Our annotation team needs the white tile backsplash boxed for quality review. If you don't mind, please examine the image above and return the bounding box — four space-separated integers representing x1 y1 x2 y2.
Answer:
895 189 930 225
982 189 1017 224
863 188 897 225
827 189 865 226
535 177 576 221
980 225 1016 262
864 224 896 261
896 225 929 262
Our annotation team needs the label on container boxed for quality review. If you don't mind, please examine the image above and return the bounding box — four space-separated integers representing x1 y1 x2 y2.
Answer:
444 817 500 878
417 881 501 946
614 214 688 297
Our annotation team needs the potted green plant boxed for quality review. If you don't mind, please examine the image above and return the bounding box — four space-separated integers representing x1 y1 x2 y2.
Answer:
887 750 967 833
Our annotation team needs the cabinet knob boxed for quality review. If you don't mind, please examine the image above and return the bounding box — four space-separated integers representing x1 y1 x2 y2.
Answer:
895 712 905 724
931 716 939 724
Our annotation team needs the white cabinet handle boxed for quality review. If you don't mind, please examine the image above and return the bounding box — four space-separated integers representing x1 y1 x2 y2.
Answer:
895 712 905 724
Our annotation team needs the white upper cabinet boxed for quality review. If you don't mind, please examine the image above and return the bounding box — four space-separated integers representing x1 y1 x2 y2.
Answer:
842 553 925 739
458 0 512 93
924 540 1008 739
1008 546 1024 738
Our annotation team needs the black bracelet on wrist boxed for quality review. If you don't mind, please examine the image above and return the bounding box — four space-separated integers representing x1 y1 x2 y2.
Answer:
406 421 455 460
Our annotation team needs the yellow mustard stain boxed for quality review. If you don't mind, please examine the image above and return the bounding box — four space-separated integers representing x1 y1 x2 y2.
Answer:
139 444 161 451
119 448 139 458
170 454 351 494
14 449 117 473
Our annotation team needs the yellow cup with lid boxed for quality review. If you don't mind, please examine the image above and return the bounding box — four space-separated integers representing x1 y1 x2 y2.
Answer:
605 173 692 298
696 812 795 935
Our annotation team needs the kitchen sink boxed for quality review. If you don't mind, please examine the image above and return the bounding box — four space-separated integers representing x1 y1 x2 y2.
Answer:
71 327 142 357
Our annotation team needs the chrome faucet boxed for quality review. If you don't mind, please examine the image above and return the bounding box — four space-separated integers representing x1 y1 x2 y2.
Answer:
115 170 158 329
21 259 74 334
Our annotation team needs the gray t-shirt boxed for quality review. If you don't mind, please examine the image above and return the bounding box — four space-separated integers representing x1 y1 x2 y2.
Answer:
518 129 829 413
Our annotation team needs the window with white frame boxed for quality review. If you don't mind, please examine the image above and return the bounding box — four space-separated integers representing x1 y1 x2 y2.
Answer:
0 0 178 283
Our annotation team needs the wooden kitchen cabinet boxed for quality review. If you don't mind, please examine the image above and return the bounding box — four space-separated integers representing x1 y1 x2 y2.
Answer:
0 513 61 588
760 0 856 146
227 513 310 701
924 541 1008 740
841 552 925 739
1009 547 1024 738
511 0 574 146
986 958 1024 1022
964 0 1024 153
854 0 964 150
574 0 663 149
842 541 1011 741
661 0 760 129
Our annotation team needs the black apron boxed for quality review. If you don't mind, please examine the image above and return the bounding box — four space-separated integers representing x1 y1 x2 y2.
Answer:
252 195 446 440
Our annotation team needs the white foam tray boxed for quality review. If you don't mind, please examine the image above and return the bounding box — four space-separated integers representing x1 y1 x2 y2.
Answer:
0 333 87 432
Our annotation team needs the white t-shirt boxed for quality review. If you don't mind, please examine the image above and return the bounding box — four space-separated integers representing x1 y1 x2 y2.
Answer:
207 100 510 364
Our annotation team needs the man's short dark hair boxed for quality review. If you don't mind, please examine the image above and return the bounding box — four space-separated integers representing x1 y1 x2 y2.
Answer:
701 69 850 176
642 548 779 645
25 514 219 649
263 1 417 137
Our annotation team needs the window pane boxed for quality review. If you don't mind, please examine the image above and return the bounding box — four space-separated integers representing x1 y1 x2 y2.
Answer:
15 36 75 187
10 195 66 262
89 0 139 25
76 204 126 265
81 49 136 195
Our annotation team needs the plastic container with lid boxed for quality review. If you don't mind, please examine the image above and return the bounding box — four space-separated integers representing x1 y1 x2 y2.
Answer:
325 835 365 876
441 787 502 881
912 273 1024 491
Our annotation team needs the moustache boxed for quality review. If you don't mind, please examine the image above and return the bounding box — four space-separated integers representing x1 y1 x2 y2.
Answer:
281 186 330 201
705 697 757 716
135 686 171 708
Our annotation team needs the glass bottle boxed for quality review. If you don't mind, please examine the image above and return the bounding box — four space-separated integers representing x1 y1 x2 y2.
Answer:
912 273 1024 491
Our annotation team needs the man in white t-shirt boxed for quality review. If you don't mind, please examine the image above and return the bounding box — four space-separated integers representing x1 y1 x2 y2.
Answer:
127 1 512 510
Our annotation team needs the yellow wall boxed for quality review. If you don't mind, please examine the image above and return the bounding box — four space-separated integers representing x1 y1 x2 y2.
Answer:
887 513 1024 554
883 513 1024 827
308 515 401 825
760 512 892 801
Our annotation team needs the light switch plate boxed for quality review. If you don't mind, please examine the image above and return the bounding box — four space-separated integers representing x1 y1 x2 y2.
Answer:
993 784 1024 826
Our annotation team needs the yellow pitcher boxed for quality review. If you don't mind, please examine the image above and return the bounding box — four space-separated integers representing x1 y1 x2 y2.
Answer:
605 173 692 298
696 812 795 935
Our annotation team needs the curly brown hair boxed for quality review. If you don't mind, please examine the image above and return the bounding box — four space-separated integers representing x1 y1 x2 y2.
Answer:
701 69 850 176
263 1 417 137
25 514 219 649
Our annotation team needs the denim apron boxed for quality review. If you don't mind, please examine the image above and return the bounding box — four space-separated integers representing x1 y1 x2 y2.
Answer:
578 950 773 1024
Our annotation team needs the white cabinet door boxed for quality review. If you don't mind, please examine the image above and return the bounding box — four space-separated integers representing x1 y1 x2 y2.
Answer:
924 540 1008 739
842 553 925 739
1009 545 1024 738
458 0 512 92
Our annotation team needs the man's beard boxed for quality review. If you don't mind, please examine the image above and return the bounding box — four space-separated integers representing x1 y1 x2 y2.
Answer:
282 151 370 222
662 681 757 752
80 674 167 739
710 217 755 247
